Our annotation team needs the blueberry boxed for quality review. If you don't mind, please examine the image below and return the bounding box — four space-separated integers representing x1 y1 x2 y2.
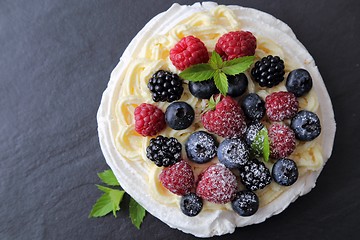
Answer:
241 93 265 121
218 138 249 168
291 110 321 141
231 190 259 217
227 73 248 97
180 193 203 217
245 121 264 146
189 79 219 99
165 102 195 130
286 69 313 97
272 158 298 186
185 131 217 164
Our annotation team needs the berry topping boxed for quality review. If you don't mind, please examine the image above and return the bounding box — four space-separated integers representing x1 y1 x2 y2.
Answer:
265 91 299 121
215 31 256 61
196 164 237 204
201 96 247 138
286 69 313 97
148 70 184 102
272 158 298 186
245 121 264 146
159 161 194 196
134 103 166 136
227 73 248 97
251 55 285 88
231 190 259 217
217 138 249 168
241 93 265 121
170 36 209 71
268 123 296 159
188 79 219 99
180 193 203 217
185 131 217 164
165 102 195 130
291 110 321 141
146 136 182 167
239 159 272 191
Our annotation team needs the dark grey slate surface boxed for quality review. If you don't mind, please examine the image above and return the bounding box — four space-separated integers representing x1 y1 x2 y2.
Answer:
1 0 359 239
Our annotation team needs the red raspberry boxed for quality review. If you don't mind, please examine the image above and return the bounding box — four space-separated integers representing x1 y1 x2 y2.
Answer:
215 31 256 61
201 96 246 138
134 103 166 136
268 123 296 159
170 36 209 71
265 91 299 121
159 160 194 196
196 164 237 204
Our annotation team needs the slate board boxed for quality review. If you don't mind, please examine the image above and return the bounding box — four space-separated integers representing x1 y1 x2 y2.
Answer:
1 0 360 239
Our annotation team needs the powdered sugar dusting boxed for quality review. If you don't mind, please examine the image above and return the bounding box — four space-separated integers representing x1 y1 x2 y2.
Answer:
265 91 298 121
268 123 296 159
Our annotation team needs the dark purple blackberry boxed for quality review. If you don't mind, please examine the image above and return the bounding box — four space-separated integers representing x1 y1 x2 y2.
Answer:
240 159 272 191
146 135 182 167
180 193 203 217
148 70 183 102
231 190 259 217
251 55 285 88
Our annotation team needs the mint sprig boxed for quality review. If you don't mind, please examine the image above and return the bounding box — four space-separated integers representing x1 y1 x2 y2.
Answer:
89 169 146 229
179 52 254 95
251 127 270 162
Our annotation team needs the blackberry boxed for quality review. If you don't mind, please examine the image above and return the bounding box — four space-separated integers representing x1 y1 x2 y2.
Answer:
146 135 182 167
240 159 272 191
251 55 285 88
180 193 203 217
148 70 183 102
231 190 259 217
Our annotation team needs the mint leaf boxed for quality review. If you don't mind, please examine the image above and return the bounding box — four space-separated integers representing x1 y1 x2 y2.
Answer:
129 198 146 229
90 185 125 218
98 169 120 186
210 51 223 69
251 127 270 162
205 95 221 112
214 71 228 95
89 193 114 218
222 56 254 75
263 128 270 162
179 64 215 82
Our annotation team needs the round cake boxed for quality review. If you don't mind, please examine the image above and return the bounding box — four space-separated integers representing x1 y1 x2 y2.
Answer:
97 2 336 237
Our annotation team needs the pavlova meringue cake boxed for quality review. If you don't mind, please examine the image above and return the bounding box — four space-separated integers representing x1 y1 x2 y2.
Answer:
97 2 336 237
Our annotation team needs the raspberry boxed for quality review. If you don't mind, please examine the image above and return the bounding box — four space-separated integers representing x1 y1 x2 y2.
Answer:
265 91 299 121
201 96 247 138
215 31 256 61
268 123 296 159
196 164 237 204
159 161 194 196
170 36 209 71
134 103 166 136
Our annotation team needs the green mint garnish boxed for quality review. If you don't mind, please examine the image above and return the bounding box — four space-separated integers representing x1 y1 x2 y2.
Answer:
251 127 270 162
89 169 147 229
129 198 146 229
179 52 254 95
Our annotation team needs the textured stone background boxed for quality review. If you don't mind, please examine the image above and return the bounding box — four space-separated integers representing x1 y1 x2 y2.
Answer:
1 0 359 239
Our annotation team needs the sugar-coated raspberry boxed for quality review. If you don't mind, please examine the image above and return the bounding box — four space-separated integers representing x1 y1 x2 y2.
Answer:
215 31 256 61
134 103 166 136
265 91 299 121
159 161 194 196
196 164 237 204
268 123 296 159
170 36 209 71
201 96 247 138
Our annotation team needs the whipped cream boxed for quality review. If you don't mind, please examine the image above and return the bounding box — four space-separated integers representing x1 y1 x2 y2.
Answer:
97 2 336 237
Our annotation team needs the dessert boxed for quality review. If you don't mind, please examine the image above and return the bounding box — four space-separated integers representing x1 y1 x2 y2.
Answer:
97 2 336 237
